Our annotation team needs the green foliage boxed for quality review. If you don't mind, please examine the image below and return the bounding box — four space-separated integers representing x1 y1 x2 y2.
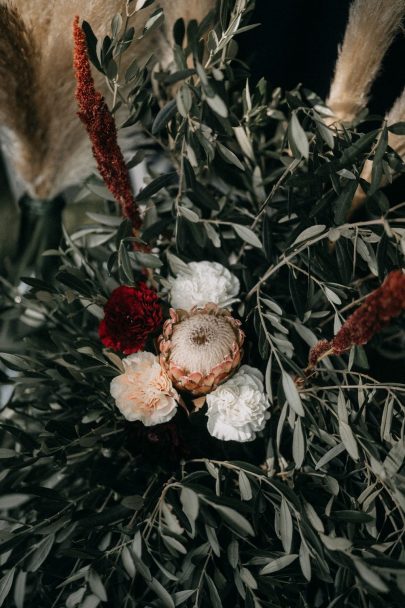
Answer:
1 0 405 606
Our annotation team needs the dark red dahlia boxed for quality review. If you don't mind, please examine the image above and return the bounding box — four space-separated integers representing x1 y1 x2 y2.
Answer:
99 284 162 355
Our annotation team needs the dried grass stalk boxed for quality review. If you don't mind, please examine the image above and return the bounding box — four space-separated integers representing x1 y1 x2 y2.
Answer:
0 0 216 201
326 0 405 124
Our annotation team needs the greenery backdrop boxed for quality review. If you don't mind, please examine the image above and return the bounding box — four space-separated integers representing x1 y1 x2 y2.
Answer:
1 1 405 606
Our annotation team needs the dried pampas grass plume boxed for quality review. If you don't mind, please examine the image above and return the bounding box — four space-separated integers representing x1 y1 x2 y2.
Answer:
0 0 217 201
326 0 405 125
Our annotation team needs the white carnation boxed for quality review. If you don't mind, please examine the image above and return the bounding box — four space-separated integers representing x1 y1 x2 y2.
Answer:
206 365 270 442
168 261 240 310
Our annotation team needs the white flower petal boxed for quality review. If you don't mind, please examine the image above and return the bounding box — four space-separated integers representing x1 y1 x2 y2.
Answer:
169 261 240 310
206 365 270 443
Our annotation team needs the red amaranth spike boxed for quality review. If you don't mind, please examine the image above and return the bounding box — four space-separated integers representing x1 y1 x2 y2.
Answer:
308 270 405 369
73 16 141 229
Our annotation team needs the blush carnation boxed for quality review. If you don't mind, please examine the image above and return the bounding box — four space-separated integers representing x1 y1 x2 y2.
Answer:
110 352 178 426
99 284 162 355
206 365 270 442
168 261 240 310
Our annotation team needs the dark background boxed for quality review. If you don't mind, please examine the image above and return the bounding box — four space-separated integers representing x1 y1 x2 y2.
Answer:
239 0 405 116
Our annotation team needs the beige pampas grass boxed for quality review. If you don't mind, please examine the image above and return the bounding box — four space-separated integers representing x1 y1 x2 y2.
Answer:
326 0 405 125
0 0 216 201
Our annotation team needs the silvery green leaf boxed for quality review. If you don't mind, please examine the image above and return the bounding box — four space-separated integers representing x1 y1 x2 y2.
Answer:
205 575 222 608
234 224 262 248
162 535 187 555
354 561 389 593
265 356 273 404
384 440 405 477
205 525 220 557
227 540 239 569
0 494 31 509
320 534 352 551
337 390 348 423
262 298 283 316
336 168 356 179
292 418 305 468
288 112 309 159
205 94 228 118
217 142 245 170
88 570 107 602
259 554 298 575
299 541 311 581
13 570 26 608
26 534 55 572
324 287 341 305
317 120 334 149
179 207 200 223
176 85 192 117
66 587 86 608
233 126 255 160
133 251 163 268
264 313 289 334
86 213 122 227
315 443 345 470
293 323 317 347
205 223 221 247
80 594 100 608
143 8 164 35
280 498 293 553
173 590 196 606
121 547 135 578
304 502 324 533
0 569 15 607
180 487 199 529
339 421 359 461
239 567 257 589
238 470 253 501
204 501 254 536
282 372 304 417
166 252 190 275
293 224 326 246
334 312 342 334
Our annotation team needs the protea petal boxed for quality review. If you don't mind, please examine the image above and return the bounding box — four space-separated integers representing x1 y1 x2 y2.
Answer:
158 303 244 396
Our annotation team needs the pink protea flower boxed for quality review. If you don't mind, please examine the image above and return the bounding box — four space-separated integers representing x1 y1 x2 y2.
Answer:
158 303 245 396
308 269 405 368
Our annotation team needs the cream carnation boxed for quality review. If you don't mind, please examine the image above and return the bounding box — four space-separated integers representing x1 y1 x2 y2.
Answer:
110 352 178 426
168 261 240 310
206 365 270 442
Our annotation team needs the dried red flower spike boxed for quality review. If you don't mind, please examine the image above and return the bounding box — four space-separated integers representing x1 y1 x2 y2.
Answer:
99 284 163 355
308 270 405 369
73 16 141 229
308 339 331 367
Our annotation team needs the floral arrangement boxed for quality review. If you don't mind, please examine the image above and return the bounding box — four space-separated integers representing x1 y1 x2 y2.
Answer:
1 1 405 607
